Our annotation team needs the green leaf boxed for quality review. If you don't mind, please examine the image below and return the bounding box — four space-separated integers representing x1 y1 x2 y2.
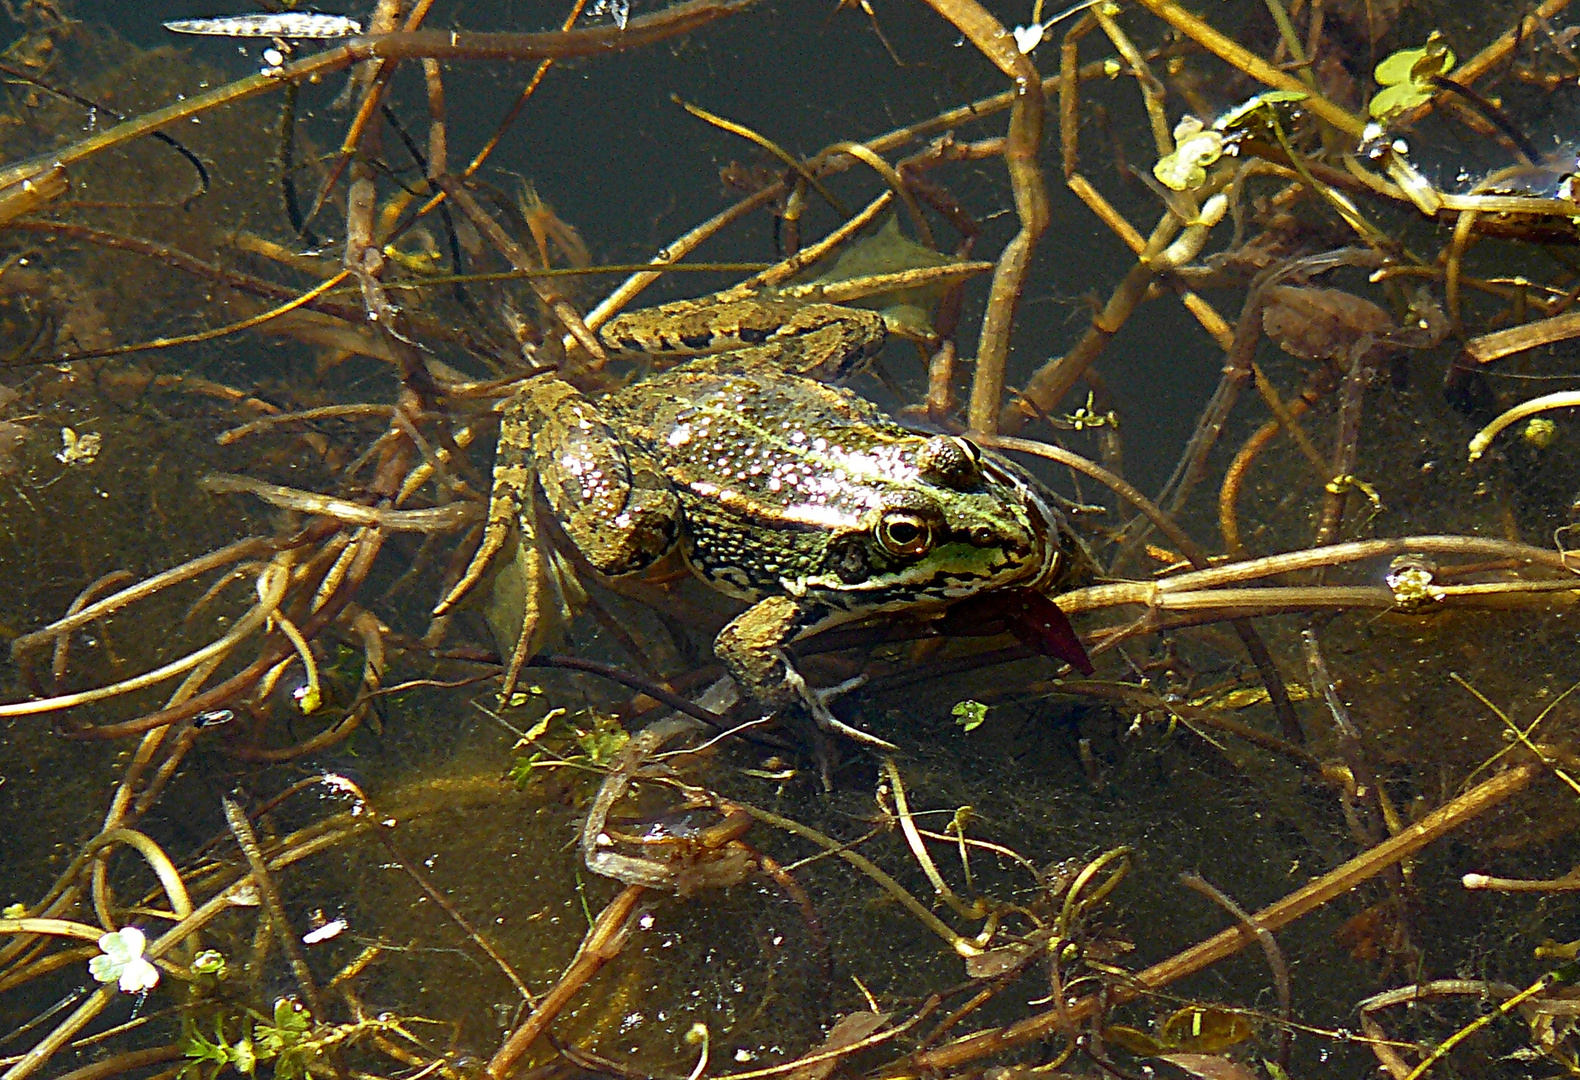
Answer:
507 754 541 789
1368 82 1430 118
1215 89 1307 130
952 700 989 732
256 998 311 1058
183 1018 241 1068
1154 117 1225 191
575 714 629 766
1369 33 1455 119
274 998 310 1034
231 1039 256 1076
191 949 226 976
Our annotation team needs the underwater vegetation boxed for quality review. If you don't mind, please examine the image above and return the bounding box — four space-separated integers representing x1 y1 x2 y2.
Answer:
3 0 1580 1077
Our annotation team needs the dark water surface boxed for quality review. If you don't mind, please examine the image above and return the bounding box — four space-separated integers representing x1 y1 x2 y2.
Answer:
2 2 1578 1078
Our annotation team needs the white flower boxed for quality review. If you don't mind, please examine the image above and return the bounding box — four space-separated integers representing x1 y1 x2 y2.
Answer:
1012 23 1046 53
89 927 159 993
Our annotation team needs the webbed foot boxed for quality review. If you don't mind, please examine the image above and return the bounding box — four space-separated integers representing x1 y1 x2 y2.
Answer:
783 668 893 750
718 596 897 764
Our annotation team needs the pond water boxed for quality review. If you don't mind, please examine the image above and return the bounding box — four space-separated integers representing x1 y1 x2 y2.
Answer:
2 2 1579 1078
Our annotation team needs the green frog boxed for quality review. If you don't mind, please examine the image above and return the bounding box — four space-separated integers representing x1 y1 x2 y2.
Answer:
437 292 1091 749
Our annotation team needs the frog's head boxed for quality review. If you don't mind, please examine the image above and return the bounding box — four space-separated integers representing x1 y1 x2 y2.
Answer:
798 434 1088 620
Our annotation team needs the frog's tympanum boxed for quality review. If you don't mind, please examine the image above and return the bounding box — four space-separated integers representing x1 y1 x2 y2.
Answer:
440 293 1092 749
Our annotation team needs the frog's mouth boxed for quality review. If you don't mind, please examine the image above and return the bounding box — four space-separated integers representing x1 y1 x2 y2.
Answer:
794 544 1024 602
977 453 1078 596
789 451 1078 609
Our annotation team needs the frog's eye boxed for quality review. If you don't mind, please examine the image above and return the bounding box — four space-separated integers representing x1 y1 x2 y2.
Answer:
876 510 934 558
917 436 984 489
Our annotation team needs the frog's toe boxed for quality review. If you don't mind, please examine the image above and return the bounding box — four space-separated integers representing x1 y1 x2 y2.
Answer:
785 668 896 751
819 712 897 752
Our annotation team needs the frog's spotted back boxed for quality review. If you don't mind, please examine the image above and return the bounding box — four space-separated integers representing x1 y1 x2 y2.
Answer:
607 358 1068 630
456 288 1090 747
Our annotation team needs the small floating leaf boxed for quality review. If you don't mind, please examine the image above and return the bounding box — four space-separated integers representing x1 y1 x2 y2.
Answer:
1108 1007 1253 1061
1369 33 1455 119
1523 416 1558 449
191 949 227 976
952 699 988 732
89 927 159 993
55 427 100 466
1154 116 1225 191
1159 1005 1254 1053
1105 1024 1169 1057
1215 89 1308 131
1012 22 1046 53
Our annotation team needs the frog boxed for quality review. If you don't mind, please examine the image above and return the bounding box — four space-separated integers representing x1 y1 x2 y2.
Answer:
436 290 1092 750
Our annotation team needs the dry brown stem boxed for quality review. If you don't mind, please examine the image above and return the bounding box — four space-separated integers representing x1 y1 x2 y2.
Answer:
485 884 646 1078
0 0 763 197
906 763 1540 1073
916 0 1049 435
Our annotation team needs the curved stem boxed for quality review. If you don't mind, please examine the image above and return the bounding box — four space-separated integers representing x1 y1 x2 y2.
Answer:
0 560 290 718
907 763 1540 1073
10 537 276 659
94 829 193 921
918 0 1049 434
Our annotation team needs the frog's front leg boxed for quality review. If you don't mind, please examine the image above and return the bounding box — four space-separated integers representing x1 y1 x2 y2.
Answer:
715 595 897 752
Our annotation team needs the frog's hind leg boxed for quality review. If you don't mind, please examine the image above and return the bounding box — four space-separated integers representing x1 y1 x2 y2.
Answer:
486 509 587 702
433 400 534 618
438 381 668 703
435 397 586 702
